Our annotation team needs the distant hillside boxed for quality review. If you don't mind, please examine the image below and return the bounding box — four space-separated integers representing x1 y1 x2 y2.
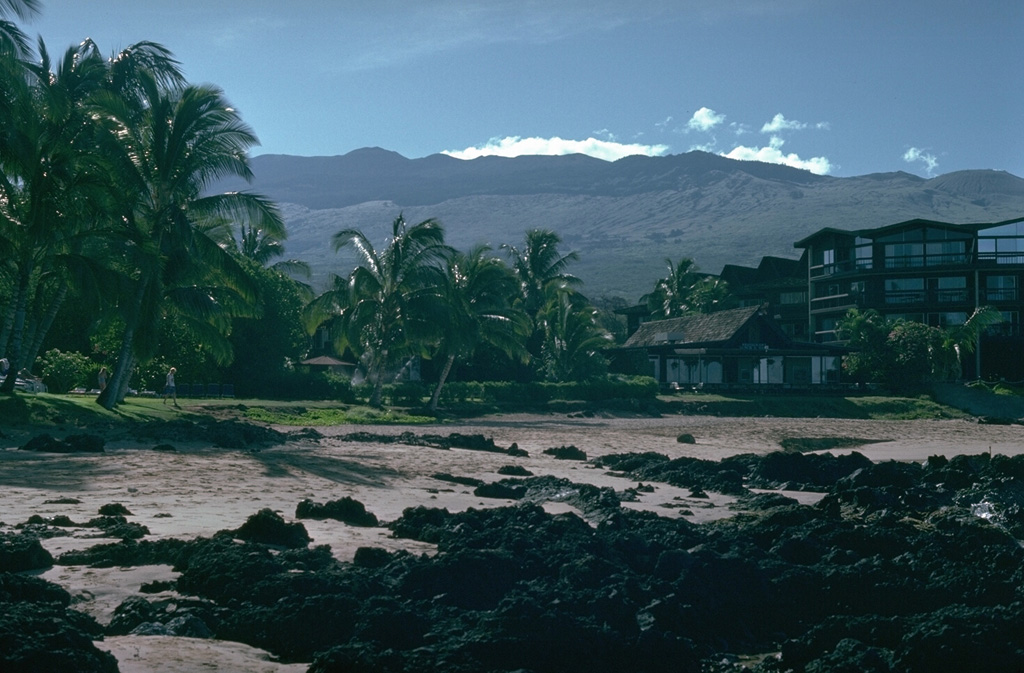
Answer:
216 149 1024 300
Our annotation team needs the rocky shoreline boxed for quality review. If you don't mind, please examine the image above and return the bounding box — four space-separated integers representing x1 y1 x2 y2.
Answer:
4 423 1024 672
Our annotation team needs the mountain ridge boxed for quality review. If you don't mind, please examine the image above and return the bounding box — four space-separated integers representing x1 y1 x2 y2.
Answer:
218 149 1024 300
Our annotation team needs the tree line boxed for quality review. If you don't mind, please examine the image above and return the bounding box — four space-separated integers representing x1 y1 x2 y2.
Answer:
1 3 996 406
0 2 707 410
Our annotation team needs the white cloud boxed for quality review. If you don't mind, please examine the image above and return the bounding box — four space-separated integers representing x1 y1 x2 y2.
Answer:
721 136 833 175
761 113 807 134
442 136 670 161
687 107 726 132
730 122 752 136
903 147 939 176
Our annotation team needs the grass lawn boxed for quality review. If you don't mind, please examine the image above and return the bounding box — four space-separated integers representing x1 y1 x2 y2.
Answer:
0 388 977 431
657 392 972 420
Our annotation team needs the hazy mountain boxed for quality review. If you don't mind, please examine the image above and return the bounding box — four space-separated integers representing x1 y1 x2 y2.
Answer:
217 149 1024 301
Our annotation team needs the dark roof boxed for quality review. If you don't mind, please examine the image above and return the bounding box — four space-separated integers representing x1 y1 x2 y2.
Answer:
301 356 355 366
757 255 803 278
719 264 759 286
622 305 763 349
793 215 1024 248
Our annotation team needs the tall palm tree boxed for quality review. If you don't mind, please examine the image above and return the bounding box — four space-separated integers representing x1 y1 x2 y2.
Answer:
211 220 312 292
0 0 39 58
503 229 581 319
935 306 1003 381
642 257 707 319
305 214 447 407
0 39 116 392
95 71 283 408
427 245 528 410
537 285 612 382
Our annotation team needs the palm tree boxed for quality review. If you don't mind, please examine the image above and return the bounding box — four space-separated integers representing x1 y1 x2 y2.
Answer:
643 257 729 319
935 306 1002 381
0 39 118 392
211 220 312 291
503 229 581 319
305 214 447 407
95 71 283 408
537 285 613 382
427 245 529 410
0 0 39 57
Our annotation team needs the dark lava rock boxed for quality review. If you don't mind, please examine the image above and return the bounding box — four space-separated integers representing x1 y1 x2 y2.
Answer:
507 441 529 457
677 433 696 444
108 595 221 638
61 451 1024 673
97 502 132 516
296 497 379 527
497 464 533 476
542 444 587 460
231 508 310 548
337 430 509 453
596 451 747 495
139 580 175 594
0 533 54 572
56 538 187 568
430 472 485 487
352 546 396 569
749 450 873 490
20 433 104 453
134 418 290 450
65 433 105 453
85 515 150 540
0 573 117 673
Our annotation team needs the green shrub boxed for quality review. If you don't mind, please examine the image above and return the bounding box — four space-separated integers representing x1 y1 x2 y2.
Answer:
252 369 354 401
438 381 485 405
37 349 91 393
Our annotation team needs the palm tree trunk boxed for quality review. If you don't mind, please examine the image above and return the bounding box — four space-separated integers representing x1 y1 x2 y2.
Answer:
22 280 68 372
0 301 16 360
97 272 151 409
1 268 32 393
369 349 388 407
429 354 456 411
97 327 135 409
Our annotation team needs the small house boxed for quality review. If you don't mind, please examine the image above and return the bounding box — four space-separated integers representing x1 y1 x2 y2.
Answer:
617 305 845 390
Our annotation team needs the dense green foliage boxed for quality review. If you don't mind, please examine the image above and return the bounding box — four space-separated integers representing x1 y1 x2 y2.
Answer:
642 257 732 319
838 307 1002 391
37 349 91 393
0 8 702 407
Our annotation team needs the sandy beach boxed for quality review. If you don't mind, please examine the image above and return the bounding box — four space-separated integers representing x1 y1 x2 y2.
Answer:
3 412 1023 672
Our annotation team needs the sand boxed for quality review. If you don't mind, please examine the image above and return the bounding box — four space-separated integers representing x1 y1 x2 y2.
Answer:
3 412 1022 672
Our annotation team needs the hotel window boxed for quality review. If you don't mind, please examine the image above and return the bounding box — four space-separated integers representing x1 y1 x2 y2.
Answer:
925 240 966 265
978 221 1024 264
928 312 967 327
855 237 873 269
884 242 924 268
985 311 1018 336
929 276 967 302
985 275 1018 301
885 277 925 304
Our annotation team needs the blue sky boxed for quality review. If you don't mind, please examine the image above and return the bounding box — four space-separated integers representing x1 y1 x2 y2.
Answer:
20 0 1024 178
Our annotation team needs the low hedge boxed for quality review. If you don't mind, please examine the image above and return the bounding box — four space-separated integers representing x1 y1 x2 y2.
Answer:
357 376 659 407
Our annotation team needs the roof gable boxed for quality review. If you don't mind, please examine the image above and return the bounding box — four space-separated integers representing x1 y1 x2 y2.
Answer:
622 305 771 349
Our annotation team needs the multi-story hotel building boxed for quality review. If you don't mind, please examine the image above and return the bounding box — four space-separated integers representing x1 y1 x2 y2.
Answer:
794 216 1024 380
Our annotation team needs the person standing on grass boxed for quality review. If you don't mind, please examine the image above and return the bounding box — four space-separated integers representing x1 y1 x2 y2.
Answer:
163 367 179 407
98 367 107 391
